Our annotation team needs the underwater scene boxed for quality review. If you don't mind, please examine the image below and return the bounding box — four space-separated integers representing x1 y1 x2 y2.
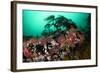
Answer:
23 10 91 62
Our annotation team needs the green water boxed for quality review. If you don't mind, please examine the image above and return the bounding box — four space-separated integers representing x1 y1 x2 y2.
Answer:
23 10 90 37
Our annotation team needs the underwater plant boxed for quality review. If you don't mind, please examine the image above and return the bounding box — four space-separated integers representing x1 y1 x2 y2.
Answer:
42 15 77 37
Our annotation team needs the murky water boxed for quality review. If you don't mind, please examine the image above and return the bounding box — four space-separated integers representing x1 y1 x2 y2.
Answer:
23 10 90 38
